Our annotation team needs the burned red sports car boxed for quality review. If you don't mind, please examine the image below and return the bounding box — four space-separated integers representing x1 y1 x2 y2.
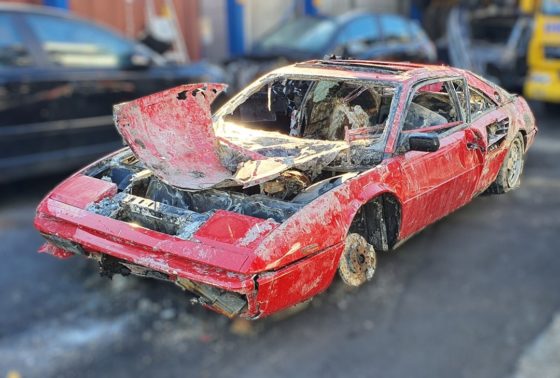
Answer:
35 59 537 318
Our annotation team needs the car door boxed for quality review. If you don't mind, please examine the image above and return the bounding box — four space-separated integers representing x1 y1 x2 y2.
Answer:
0 11 48 179
396 78 482 238
21 11 157 155
464 85 511 193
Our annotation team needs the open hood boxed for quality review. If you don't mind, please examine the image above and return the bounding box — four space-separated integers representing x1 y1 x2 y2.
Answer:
114 84 348 190
114 83 233 190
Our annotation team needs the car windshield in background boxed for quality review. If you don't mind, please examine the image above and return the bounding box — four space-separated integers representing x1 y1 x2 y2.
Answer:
254 18 337 54
542 0 560 15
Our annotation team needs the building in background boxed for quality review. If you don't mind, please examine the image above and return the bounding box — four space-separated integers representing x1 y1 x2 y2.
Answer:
3 0 410 61
4 0 201 60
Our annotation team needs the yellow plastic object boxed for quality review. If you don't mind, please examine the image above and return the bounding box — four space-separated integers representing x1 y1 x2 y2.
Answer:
520 0 538 14
525 2 560 102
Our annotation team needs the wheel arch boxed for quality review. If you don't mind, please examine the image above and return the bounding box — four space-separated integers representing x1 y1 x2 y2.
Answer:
518 128 528 152
351 188 403 252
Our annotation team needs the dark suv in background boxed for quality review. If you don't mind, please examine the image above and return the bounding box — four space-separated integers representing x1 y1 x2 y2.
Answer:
0 4 226 182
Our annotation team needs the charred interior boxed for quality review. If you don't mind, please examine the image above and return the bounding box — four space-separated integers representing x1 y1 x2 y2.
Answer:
87 151 290 231
220 77 395 143
213 77 397 174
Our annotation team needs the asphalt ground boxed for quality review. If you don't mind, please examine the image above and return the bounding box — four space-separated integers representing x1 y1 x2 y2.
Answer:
1 104 559 378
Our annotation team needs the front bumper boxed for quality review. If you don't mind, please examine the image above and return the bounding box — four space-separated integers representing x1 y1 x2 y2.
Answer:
36 197 256 317
36 197 343 318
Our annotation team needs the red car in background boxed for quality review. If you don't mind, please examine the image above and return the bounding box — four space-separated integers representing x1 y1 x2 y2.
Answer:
34 59 537 318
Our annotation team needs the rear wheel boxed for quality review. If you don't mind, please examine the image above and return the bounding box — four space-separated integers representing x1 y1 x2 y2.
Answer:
488 133 525 194
338 233 376 287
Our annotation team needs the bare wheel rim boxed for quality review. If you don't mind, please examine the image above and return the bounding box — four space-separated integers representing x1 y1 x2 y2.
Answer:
506 138 523 188
339 233 377 287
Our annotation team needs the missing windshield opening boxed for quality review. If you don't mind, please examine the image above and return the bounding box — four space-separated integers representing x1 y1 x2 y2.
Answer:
222 77 395 144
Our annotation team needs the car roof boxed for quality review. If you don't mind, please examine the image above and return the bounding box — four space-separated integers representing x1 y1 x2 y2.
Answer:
271 59 464 85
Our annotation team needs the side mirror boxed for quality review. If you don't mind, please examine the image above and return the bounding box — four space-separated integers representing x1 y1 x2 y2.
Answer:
407 132 440 152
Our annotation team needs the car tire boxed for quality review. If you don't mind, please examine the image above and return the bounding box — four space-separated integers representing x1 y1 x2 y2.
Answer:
338 233 376 287
488 133 525 194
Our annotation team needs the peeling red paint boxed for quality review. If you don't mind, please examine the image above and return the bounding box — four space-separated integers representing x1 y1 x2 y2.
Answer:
114 83 231 190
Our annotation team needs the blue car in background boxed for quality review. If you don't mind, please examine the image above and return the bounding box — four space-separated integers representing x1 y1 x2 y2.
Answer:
0 4 226 182
226 11 437 91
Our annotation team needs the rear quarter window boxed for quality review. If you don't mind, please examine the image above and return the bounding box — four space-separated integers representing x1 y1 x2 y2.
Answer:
468 72 511 104
469 86 497 119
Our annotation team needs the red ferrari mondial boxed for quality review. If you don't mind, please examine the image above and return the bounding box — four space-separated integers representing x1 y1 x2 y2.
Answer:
35 60 537 318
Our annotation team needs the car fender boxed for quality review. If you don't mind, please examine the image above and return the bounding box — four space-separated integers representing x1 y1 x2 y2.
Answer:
244 164 404 273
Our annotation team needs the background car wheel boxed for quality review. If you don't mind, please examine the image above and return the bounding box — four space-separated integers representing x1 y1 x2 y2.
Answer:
338 233 376 287
488 133 525 194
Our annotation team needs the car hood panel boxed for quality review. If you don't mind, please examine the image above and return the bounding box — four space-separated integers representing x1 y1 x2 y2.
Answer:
114 83 232 190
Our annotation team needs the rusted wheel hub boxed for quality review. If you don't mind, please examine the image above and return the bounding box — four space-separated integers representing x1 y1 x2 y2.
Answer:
339 233 377 287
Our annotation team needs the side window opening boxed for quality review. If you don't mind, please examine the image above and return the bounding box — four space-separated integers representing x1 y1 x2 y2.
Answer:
469 86 497 118
402 80 462 134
